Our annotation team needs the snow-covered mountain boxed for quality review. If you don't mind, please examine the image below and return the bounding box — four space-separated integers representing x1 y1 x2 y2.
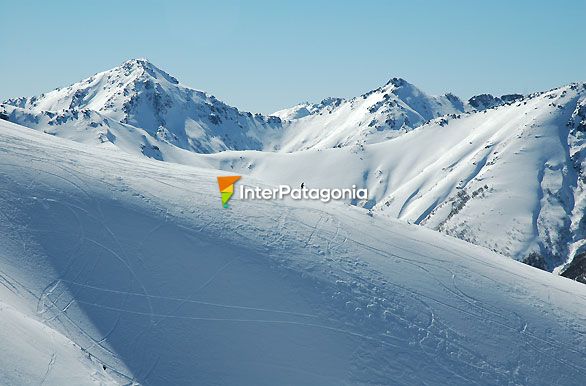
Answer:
1 119 586 385
271 79 526 152
271 78 468 151
2 59 283 153
1 60 585 279
175 83 586 275
2 60 518 156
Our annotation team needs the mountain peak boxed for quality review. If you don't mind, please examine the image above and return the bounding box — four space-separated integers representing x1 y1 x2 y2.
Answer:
381 77 425 99
116 58 179 85
124 57 150 65
384 77 410 88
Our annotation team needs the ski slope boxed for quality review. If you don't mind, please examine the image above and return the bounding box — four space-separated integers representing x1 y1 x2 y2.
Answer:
1 119 586 385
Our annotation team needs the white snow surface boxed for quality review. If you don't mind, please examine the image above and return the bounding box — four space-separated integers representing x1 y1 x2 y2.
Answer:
125 83 586 269
2 61 585 270
1 119 586 385
0 297 120 385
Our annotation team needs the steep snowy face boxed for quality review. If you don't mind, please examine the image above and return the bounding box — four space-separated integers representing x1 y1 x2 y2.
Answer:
4 59 180 114
562 93 586 280
372 84 586 270
196 84 586 271
3 59 283 153
270 78 468 151
381 77 467 120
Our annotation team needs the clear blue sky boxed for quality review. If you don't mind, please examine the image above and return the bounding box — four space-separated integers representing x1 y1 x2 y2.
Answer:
1 0 584 114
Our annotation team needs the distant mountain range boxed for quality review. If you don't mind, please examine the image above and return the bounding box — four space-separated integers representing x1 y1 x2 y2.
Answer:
0 58 522 155
1 59 585 281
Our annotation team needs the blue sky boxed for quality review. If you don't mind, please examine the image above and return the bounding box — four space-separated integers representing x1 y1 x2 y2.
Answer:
1 0 584 113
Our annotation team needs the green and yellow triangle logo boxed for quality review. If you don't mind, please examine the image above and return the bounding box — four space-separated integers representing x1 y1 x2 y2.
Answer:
217 176 241 208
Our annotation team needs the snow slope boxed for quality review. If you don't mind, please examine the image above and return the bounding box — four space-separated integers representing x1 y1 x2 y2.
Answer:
0 296 121 385
2 60 584 274
1 120 586 385
182 83 586 271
